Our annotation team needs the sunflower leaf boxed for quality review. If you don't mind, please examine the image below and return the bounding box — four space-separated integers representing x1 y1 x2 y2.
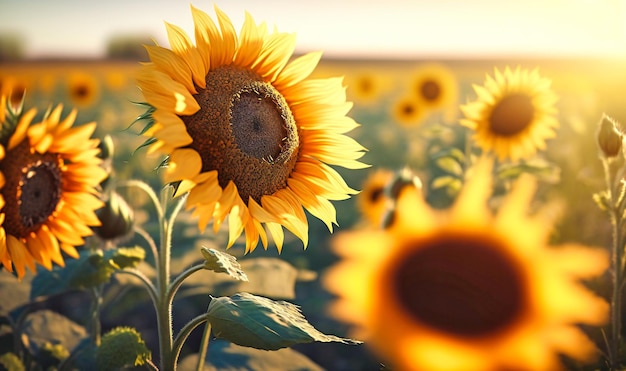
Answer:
207 293 361 350
200 247 248 281
435 157 463 176
30 247 145 300
496 159 561 184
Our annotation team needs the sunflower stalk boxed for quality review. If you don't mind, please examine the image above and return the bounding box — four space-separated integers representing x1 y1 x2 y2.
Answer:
602 156 625 369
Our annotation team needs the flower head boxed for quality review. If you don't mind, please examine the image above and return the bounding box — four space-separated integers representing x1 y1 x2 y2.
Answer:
136 5 367 253
0 96 107 279
410 63 457 111
460 67 559 161
324 159 608 371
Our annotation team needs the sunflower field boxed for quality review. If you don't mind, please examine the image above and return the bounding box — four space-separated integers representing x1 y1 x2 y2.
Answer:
2 4 626 371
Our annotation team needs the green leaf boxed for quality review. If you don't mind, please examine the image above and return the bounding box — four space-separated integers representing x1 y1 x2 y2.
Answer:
435 157 463 176
496 159 561 183
201 247 248 281
593 190 611 212
431 147 466 163
30 247 145 300
96 327 151 371
0 352 25 371
207 293 361 350
430 175 461 190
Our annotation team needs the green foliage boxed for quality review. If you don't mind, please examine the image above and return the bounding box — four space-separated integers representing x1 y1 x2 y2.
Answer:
30 247 145 300
96 327 151 371
207 293 361 351
496 158 561 184
0 352 24 371
201 247 248 281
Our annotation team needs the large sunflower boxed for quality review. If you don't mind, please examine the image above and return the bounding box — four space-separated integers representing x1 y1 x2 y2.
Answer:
460 66 559 161
136 5 367 252
324 159 608 371
0 95 107 279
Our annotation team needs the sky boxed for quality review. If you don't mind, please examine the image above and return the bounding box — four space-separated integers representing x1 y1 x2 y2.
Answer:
1 0 626 59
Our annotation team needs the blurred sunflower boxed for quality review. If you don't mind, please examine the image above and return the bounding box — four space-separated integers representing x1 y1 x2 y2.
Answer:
0 95 107 279
392 95 426 128
356 168 394 227
67 71 100 107
410 63 457 111
345 70 391 106
0 75 29 108
324 159 608 371
460 67 558 161
136 5 367 252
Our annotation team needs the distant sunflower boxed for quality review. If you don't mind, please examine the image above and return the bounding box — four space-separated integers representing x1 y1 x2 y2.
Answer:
345 70 391 106
356 169 394 227
0 96 107 279
324 159 608 371
460 67 559 161
392 96 426 128
136 5 367 252
67 71 100 107
0 75 28 108
410 63 457 110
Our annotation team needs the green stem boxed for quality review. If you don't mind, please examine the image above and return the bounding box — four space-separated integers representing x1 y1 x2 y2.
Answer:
171 313 211 369
134 225 159 264
116 268 159 310
167 263 205 305
89 286 103 345
117 180 164 221
195 315 212 371
603 158 623 369
156 188 188 371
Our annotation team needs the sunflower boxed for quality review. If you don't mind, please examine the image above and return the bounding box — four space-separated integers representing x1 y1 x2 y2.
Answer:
136 5 367 253
0 95 107 279
67 71 100 108
460 66 559 161
356 168 394 227
392 95 426 128
324 159 608 371
410 63 457 111
0 75 29 108
345 70 391 106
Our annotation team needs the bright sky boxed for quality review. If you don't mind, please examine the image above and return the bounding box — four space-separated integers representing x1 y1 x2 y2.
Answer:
1 0 626 59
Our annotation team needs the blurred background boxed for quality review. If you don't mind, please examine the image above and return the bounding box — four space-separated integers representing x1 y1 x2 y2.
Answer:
2 0 626 370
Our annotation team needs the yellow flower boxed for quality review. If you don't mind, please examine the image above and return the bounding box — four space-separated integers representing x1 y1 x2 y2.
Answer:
460 67 559 161
345 70 391 106
136 5 367 253
67 71 100 108
324 159 608 371
392 95 426 128
0 96 107 279
410 63 457 111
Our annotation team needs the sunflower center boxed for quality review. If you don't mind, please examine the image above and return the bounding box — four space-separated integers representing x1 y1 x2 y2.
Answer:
20 161 62 228
231 91 288 161
391 234 526 337
420 80 441 102
368 186 384 203
489 93 534 137
0 141 63 237
73 84 89 99
185 66 299 202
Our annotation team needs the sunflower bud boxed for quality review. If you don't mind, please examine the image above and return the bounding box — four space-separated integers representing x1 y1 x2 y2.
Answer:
93 191 134 241
597 114 622 159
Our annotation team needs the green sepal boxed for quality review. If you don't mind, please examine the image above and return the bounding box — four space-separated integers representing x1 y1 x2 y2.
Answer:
200 247 248 281
207 293 361 350
0 96 24 147
96 327 151 371
30 247 146 300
